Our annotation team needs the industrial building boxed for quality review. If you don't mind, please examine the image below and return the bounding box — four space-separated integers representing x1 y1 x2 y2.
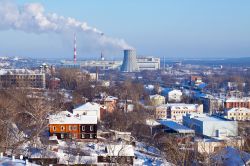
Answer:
183 113 238 138
61 60 122 70
137 57 160 71
121 49 139 72
62 49 160 72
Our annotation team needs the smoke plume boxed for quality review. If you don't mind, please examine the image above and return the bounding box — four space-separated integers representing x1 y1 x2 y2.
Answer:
0 0 132 57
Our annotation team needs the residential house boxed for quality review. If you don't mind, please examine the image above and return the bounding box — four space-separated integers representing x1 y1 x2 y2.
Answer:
103 96 118 113
167 89 182 102
49 111 97 139
150 94 165 106
73 102 106 121
97 144 134 165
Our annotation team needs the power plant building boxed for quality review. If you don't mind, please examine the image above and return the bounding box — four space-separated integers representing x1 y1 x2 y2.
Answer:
62 49 160 71
121 49 139 72
137 57 160 71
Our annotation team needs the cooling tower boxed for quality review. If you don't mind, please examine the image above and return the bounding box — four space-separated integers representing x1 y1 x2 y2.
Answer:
121 49 138 72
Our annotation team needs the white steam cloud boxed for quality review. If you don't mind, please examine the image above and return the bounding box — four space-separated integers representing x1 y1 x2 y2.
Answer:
0 0 132 57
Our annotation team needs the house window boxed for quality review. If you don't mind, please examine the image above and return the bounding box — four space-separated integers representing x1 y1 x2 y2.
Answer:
73 125 77 131
90 134 93 139
82 126 85 131
53 126 56 131
68 133 72 138
69 125 72 131
61 134 64 139
81 134 85 139
72 133 77 139
90 125 93 131
61 126 65 131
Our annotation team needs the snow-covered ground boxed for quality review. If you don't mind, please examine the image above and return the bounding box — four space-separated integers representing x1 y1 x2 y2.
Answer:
4 135 174 165
134 142 173 166
0 156 40 166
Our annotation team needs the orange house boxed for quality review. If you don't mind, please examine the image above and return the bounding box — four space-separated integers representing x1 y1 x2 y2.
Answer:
49 111 97 139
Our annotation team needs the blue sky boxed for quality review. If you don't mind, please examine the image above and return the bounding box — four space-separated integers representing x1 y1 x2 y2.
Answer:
0 0 250 59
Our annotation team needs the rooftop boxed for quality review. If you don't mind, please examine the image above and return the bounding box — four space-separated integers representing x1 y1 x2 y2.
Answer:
159 120 194 134
157 103 200 110
49 111 97 124
0 69 42 75
185 113 231 122
226 107 250 113
225 97 250 102
73 102 105 112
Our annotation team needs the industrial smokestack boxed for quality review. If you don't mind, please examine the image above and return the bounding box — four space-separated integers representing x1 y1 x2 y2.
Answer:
121 49 138 72
74 33 77 63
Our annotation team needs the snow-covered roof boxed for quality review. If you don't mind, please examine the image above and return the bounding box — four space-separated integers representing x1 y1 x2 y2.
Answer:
0 69 42 75
212 147 250 166
104 96 118 101
73 102 104 112
49 111 97 124
168 89 182 95
185 113 230 122
226 107 250 113
144 84 154 90
225 97 250 102
157 103 200 110
159 120 194 134
149 94 165 99
146 119 161 126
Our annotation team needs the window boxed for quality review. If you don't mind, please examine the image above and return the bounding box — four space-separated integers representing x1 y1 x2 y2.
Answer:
82 126 85 131
68 133 72 138
90 134 93 139
61 126 65 131
69 125 72 131
81 134 85 139
72 133 77 138
90 125 94 131
61 134 64 139
73 125 77 131
53 126 56 131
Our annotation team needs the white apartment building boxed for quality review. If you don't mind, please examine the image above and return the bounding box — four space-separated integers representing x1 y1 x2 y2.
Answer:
155 103 203 122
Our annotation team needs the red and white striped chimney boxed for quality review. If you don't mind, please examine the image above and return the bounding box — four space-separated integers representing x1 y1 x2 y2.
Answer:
74 33 77 63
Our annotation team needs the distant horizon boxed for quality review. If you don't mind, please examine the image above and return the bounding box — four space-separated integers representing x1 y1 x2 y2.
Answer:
0 0 249 59
2 54 250 61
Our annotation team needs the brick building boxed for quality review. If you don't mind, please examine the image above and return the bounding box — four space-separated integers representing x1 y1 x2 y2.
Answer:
49 111 97 139
224 98 250 109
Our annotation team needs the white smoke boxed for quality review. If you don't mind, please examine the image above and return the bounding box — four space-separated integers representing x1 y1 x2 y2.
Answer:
0 0 132 57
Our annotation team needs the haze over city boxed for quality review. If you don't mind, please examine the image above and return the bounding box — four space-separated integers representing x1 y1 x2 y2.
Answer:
0 0 250 59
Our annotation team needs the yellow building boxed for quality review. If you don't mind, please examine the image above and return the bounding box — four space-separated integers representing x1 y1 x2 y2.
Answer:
225 107 250 121
149 94 165 106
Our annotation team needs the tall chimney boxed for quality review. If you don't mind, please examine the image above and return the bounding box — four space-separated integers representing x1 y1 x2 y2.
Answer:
74 33 77 63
